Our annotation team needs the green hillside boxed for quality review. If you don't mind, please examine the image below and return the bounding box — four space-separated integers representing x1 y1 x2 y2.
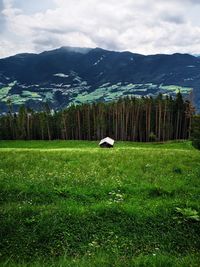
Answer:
0 81 192 107
0 141 200 266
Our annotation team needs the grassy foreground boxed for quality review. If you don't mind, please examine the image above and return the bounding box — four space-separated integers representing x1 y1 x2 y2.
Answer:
0 140 200 266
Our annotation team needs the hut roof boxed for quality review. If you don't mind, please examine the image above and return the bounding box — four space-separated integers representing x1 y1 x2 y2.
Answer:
99 137 115 146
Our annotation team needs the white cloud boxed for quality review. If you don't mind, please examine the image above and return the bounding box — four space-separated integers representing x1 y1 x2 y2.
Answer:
0 0 200 58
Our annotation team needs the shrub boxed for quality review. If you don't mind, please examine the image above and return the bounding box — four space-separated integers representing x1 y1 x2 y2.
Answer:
191 115 200 150
175 207 200 223
149 132 156 142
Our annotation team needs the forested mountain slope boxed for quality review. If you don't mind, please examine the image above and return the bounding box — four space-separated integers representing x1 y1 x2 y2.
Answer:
0 47 200 112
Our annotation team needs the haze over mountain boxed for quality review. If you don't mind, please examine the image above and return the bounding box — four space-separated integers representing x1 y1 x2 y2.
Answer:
0 47 200 112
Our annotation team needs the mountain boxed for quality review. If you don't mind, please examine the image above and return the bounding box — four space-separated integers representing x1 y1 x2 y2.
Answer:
0 46 200 112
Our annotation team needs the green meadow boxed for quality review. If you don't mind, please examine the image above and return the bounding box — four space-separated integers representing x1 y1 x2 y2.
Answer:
0 141 200 266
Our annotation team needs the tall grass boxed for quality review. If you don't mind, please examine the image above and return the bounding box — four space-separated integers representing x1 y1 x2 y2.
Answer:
0 141 199 266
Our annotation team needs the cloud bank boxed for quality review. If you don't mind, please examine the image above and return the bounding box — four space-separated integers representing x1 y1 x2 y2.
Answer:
0 0 200 58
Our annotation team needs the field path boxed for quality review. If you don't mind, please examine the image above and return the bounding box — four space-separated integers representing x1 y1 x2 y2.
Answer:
0 147 195 153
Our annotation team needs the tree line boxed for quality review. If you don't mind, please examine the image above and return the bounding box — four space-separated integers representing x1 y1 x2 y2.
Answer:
0 93 195 141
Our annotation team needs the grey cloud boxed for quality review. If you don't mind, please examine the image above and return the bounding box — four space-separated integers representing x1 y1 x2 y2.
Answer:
183 0 200 3
32 26 75 35
166 0 200 4
33 35 60 48
0 0 6 32
11 0 56 14
95 39 122 51
1 0 200 57
90 34 123 51
0 0 4 10
33 26 123 51
161 13 186 24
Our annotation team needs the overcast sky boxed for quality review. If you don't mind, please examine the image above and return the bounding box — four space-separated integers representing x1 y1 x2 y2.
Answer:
0 0 200 58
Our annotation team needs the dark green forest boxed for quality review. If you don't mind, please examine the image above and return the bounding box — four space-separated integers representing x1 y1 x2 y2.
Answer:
0 93 195 141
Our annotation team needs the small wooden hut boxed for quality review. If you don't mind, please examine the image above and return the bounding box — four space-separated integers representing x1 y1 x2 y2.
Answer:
99 137 114 148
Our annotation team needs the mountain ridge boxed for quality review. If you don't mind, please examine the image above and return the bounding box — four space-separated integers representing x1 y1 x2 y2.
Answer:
1 46 197 60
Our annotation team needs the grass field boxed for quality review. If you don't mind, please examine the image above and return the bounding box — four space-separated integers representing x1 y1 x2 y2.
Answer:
0 140 200 266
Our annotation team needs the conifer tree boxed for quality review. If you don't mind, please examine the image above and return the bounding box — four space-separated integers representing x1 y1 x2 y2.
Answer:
191 115 200 150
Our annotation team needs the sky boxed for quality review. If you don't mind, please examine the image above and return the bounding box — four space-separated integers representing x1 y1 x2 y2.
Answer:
0 0 200 58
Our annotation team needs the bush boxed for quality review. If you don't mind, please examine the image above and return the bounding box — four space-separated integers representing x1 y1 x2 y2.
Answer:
149 132 156 142
175 207 200 222
191 115 200 150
